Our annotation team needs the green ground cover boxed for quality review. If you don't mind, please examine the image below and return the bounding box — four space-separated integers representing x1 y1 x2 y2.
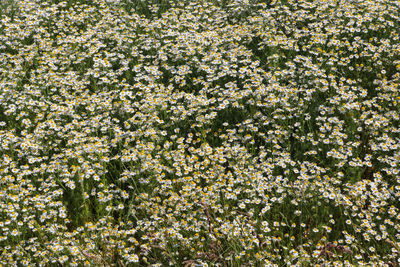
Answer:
0 0 400 265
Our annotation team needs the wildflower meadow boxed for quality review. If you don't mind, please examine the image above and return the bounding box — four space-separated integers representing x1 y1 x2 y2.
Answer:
0 0 400 266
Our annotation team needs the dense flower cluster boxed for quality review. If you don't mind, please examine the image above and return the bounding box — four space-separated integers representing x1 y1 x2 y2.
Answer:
1 0 400 265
